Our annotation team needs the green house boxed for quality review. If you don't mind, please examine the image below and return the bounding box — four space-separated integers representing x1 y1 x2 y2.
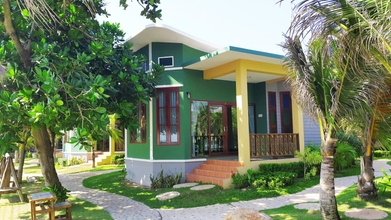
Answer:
123 24 321 188
62 24 321 188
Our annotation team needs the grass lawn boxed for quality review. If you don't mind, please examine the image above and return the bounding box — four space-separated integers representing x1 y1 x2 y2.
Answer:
0 178 113 220
0 162 122 219
263 184 391 220
83 163 361 209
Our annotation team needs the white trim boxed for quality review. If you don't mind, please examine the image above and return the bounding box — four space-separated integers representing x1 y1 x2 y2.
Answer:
124 128 128 156
164 67 183 71
155 84 183 88
125 157 207 163
149 100 153 160
158 56 174 67
148 43 152 71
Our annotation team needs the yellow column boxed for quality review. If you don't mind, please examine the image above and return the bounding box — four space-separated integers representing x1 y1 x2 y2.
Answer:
235 62 250 167
291 100 305 153
109 114 116 156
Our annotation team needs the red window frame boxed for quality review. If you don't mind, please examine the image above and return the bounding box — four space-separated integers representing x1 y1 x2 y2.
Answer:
156 88 180 145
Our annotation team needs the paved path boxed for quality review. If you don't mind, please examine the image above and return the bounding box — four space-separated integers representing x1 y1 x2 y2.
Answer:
60 160 391 220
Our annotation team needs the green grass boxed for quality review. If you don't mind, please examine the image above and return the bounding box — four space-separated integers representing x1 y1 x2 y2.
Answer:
82 164 361 209
0 163 121 219
22 163 123 175
263 183 391 220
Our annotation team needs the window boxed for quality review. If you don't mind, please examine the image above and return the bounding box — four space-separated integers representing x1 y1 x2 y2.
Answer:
157 88 180 145
115 122 125 151
130 104 147 143
158 56 174 67
268 92 277 133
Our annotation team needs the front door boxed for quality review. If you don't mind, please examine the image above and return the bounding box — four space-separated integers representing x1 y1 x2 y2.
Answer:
191 101 238 157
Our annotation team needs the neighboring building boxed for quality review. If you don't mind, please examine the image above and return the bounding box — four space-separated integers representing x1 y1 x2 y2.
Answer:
63 24 321 188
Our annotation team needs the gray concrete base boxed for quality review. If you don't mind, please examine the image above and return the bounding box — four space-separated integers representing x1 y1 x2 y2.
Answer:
125 158 205 187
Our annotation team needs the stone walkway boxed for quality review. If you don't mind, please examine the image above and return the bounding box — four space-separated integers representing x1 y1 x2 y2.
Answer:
59 160 391 220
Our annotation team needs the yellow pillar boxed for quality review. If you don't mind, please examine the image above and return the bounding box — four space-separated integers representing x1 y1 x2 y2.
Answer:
291 100 305 153
235 62 250 168
109 114 116 156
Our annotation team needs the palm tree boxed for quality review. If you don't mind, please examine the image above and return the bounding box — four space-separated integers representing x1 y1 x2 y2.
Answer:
282 35 382 219
281 0 391 201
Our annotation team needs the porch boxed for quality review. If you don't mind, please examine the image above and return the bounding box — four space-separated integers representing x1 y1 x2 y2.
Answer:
186 133 300 188
192 133 300 159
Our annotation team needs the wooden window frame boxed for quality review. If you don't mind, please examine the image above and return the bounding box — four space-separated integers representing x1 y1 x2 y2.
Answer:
129 103 147 144
156 87 180 145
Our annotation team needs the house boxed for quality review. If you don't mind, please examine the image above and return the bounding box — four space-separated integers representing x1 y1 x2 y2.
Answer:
124 24 321 188
62 24 321 188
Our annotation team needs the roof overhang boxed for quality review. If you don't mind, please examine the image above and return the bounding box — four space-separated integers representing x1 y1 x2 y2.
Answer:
127 24 220 53
184 46 286 83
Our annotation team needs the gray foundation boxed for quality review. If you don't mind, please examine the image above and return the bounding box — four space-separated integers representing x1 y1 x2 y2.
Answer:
125 158 205 187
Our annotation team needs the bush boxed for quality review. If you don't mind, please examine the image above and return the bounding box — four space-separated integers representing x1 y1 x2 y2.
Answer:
231 172 250 189
295 147 322 179
150 170 182 189
374 150 390 158
337 132 362 157
335 143 357 170
69 157 83 166
258 162 305 178
251 172 297 189
57 158 67 167
111 154 125 165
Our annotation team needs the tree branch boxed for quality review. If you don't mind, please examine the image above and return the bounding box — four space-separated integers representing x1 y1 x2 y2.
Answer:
3 0 32 67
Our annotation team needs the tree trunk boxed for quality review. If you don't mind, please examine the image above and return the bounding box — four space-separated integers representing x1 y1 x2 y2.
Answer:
15 150 19 163
319 137 340 220
17 147 26 184
356 155 377 199
31 126 62 188
91 146 96 168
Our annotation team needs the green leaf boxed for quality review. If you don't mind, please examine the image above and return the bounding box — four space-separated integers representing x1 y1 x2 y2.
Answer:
22 9 29 17
56 100 64 106
96 107 106 113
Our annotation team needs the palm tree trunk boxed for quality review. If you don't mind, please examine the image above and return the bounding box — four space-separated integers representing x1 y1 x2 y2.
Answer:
31 126 62 188
320 137 340 220
356 154 377 199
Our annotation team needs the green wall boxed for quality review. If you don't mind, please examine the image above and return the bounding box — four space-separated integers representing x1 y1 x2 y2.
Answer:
128 42 267 160
127 104 151 159
248 82 267 133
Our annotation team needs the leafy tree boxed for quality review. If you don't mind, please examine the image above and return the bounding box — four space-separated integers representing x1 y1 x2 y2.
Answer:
280 0 391 202
282 36 381 219
0 0 164 191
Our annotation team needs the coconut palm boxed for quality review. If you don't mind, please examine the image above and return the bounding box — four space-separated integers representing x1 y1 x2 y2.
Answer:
282 35 384 219
281 0 391 202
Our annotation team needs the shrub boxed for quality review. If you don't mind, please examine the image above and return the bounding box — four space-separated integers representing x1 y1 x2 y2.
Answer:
376 168 391 193
374 150 390 158
335 143 357 170
258 161 305 178
150 170 182 189
111 154 125 165
57 158 67 167
295 147 322 179
251 172 297 189
337 132 362 157
231 172 250 189
69 157 84 166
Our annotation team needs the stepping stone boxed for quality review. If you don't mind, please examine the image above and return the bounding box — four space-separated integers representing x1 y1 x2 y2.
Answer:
223 208 272 220
345 208 388 220
190 184 215 191
156 191 180 201
294 203 320 211
173 183 198 188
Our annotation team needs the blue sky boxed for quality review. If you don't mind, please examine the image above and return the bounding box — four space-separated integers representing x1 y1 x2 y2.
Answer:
98 1 294 55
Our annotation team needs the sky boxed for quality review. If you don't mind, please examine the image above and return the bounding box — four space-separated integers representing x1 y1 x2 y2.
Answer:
98 0 294 55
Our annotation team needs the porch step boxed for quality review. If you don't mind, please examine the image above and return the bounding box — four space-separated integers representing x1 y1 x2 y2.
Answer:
186 159 243 189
